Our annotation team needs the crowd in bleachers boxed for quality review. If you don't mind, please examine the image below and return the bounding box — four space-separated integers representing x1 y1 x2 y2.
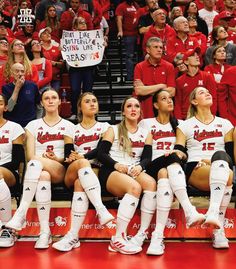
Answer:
0 0 236 258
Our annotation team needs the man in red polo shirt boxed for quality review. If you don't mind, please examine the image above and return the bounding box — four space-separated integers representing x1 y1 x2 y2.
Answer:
165 16 199 63
134 37 175 118
218 66 236 125
174 47 217 120
60 0 93 30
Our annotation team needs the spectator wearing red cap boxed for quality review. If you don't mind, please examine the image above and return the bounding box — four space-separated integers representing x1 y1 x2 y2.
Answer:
134 37 175 119
165 16 199 63
39 27 63 91
142 8 175 55
205 25 236 65
204 45 231 83
210 11 236 44
213 0 236 28
174 47 217 119
60 0 93 31
218 66 236 125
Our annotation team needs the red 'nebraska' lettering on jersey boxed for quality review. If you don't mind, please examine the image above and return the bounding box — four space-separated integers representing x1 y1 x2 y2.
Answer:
131 140 145 148
0 135 9 144
37 132 64 144
74 133 100 147
151 130 175 140
194 129 223 142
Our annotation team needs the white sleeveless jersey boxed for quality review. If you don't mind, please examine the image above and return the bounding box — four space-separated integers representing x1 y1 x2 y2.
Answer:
0 121 25 166
139 118 176 160
109 125 149 166
178 116 233 162
25 118 74 159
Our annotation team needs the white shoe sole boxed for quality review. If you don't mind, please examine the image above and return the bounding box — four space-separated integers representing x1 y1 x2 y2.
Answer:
146 249 164 256
34 237 52 249
108 244 142 255
52 241 80 252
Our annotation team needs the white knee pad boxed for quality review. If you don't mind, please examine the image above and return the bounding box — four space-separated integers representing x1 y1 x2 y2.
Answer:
0 179 11 202
140 191 156 214
78 167 99 192
210 160 230 186
167 164 186 192
35 181 51 203
25 160 43 182
117 193 139 222
157 178 173 211
72 192 89 216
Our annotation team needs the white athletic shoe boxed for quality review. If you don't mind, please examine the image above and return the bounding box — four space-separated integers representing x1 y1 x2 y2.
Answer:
97 207 114 226
0 228 16 248
146 233 165 256
34 232 52 249
129 230 148 247
204 210 221 229
212 229 229 249
6 211 26 231
186 208 205 228
108 234 142 255
52 232 80 252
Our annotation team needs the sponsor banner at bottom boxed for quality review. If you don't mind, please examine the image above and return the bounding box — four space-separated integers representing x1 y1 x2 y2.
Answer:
17 208 236 239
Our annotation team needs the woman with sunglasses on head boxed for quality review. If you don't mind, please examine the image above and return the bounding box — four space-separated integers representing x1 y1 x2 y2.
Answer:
0 94 25 248
97 96 156 255
5 88 74 249
168 86 234 249
52 92 114 252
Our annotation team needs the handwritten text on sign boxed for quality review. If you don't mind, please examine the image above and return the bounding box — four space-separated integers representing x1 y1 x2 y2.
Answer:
61 30 105 68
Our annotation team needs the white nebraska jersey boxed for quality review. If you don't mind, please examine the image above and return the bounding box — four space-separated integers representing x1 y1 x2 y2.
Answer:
66 121 110 154
178 116 233 162
109 125 149 166
0 121 24 165
139 118 176 160
25 118 74 159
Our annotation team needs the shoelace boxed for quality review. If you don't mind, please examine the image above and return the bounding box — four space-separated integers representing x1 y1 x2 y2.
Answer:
0 229 15 239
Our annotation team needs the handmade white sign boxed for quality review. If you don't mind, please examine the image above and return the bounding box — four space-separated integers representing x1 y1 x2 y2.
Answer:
61 30 105 67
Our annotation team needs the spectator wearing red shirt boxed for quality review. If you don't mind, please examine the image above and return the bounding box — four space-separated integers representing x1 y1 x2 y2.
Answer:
26 39 53 92
92 0 103 29
0 21 15 43
14 23 37 46
175 47 217 120
116 0 140 81
60 0 93 31
218 66 236 125
0 37 8 66
39 27 63 91
142 8 175 55
165 16 199 63
95 0 110 20
204 45 231 83
213 0 236 28
134 37 175 118
187 16 207 56
36 5 62 43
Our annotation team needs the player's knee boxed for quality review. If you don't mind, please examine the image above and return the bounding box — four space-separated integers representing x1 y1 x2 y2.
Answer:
39 171 51 181
158 168 168 179
211 150 233 169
